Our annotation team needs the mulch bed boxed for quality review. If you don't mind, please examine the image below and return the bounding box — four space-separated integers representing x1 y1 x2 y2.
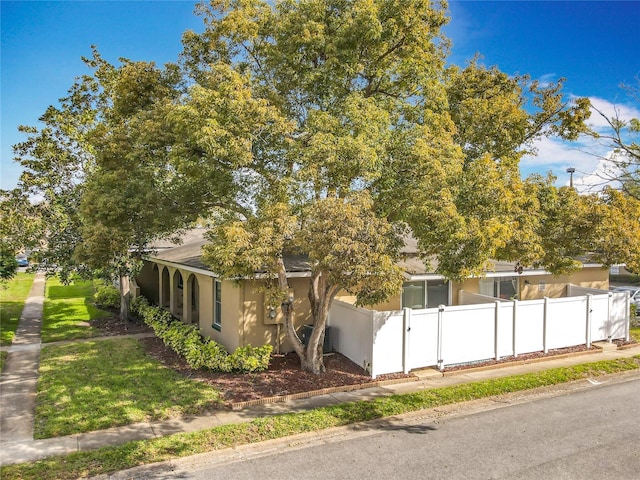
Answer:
90 314 411 404
443 344 600 372
91 315 637 403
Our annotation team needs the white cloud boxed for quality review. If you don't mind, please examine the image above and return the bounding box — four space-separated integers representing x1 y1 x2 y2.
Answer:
586 96 640 133
521 136 605 178
572 150 627 194
536 73 557 88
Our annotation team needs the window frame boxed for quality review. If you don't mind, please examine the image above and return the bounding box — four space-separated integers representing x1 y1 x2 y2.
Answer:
401 279 450 309
213 279 222 331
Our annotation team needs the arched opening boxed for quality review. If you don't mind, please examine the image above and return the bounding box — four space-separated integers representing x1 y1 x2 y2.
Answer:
151 264 160 304
161 267 170 308
172 270 184 318
185 274 200 325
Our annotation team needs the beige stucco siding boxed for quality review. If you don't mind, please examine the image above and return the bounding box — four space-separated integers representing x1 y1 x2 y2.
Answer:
240 277 314 352
519 267 609 300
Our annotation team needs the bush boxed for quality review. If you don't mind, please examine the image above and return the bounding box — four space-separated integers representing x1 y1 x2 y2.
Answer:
93 285 121 309
133 296 272 373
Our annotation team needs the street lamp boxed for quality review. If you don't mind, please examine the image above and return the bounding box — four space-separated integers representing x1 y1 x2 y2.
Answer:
566 167 576 188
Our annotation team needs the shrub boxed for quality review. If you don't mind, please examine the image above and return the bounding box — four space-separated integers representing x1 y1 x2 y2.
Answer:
134 296 272 373
93 285 121 309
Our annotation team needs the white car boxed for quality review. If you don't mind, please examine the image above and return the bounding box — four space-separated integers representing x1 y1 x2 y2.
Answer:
613 286 640 314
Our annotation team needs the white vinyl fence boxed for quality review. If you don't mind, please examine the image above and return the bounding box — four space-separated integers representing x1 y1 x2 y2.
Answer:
328 290 631 379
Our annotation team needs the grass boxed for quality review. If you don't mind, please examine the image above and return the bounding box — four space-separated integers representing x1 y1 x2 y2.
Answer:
35 338 223 439
0 272 35 345
5 355 639 480
630 326 640 343
0 351 7 372
41 277 110 343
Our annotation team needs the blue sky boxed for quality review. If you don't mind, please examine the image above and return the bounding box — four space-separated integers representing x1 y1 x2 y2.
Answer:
2 0 639 190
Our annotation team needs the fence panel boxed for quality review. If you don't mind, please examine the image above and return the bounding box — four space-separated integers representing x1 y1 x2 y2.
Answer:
610 292 628 339
408 308 439 370
441 304 496 365
546 296 587 350
371 310 405 377
497 302 515 358
328 301 373 373
590 294 611 342
514 300 545 354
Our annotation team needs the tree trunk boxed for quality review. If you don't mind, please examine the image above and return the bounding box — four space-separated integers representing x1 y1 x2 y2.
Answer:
119 275 131 321
278 259 339 374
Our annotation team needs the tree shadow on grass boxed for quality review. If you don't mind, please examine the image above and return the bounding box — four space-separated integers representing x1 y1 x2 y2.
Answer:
0 301 24 345
36 338 223 439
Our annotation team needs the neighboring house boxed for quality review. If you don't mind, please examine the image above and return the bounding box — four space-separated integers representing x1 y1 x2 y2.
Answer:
134 229 611 356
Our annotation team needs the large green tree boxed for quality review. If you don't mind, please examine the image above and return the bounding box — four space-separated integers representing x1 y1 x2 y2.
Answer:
181 0 592 373
0 188 41 281
12 74 98 283
74 51 194 320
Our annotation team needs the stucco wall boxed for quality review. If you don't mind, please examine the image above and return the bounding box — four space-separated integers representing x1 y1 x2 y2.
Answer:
519 267 609 300
240 277 314 353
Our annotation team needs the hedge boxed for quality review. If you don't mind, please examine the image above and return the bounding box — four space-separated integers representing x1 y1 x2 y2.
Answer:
131 296 272 373
93 284 121 309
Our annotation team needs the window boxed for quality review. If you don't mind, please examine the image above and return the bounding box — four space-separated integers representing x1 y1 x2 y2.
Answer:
479 276 518 300
401 280 450 309
402 282 425 309
426 279 449 308
213 280 222 331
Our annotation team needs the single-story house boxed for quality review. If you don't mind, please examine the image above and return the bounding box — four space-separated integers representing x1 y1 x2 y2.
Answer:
134 229 610 356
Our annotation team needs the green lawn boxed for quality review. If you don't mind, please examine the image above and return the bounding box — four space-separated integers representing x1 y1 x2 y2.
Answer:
5 355 639 480
630 326 640 343
41 277 110 343
35 338 223 438
0 272 35 345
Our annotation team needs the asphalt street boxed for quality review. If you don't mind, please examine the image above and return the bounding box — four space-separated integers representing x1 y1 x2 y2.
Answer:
105 373 640 480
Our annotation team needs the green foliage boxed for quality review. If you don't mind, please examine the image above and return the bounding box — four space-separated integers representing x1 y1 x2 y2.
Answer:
132 297 272 373
0 245 18 282
610 274 640 285
4 356 640 480
93 284 120 308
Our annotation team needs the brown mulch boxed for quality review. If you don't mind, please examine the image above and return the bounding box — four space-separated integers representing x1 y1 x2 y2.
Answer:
443 344 600 372
90 315 638 404
90 314 411 404
90 313 154 336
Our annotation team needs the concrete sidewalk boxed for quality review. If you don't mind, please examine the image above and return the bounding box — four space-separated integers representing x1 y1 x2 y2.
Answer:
2 336 639 466
0 272 45 447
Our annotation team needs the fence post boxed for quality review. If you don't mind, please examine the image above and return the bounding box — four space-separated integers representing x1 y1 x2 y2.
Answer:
624 291 631 342
402 307 411 374
543 297 549 354
494 301 500 361
512 300 518 358
369 309 376 379
437 305 445 371
586 294 592 348
607 292 613 343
